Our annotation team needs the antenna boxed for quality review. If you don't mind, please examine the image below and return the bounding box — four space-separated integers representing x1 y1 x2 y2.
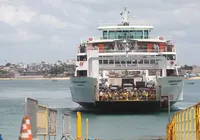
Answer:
120 7 131 26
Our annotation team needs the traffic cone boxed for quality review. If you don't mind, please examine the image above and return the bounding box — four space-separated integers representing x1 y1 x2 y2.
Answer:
19 118 29 140
25 116 32 140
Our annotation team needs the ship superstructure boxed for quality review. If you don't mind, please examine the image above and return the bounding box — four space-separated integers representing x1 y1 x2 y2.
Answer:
70 7 184 112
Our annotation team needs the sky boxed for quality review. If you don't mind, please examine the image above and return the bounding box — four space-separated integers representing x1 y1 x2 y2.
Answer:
0 0 200 65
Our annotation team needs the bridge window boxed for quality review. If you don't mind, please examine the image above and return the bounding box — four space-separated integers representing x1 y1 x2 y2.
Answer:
77 55 87 61
129 31 135 39
136 30 143 39
123 30 129 39
116 31 122 39
104 30 144 39
144 30 148 39
108 31 115 39
113 30 136 39
103 31 107 39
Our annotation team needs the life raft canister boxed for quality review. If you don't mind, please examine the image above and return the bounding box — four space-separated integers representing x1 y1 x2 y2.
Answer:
88 37 93 41
79 61 84 66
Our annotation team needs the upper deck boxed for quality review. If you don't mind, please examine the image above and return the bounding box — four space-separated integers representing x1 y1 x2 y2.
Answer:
81 35 172 44
78 7 175 55
98 23 153 30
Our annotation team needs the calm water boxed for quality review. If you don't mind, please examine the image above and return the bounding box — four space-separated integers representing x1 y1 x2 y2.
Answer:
0 79 199 140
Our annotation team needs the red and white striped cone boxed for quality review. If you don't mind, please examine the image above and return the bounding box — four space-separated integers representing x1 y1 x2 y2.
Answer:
24 116 32 140
19 118 29 140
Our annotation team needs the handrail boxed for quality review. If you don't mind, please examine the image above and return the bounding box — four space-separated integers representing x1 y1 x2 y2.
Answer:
98 20 153 27
166 102 200 140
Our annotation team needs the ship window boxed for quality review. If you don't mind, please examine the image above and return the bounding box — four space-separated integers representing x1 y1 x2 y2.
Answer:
103 31 107 39
115 60 120 64
144 30 148 39
123 30 129 39
127 60 131 64
149 70 157 76
167 54 176 60
144 59 149 64
109 60 114 64
77 55 87 61
132 60 137 64
79 45 86 53
129 31 135 39
108 31 115 39
167 69 176 76
77 70 87 77
121 60 126 64
116 31 123 39
150 60 155 64
99 60 102 64
103 60 108 64
135 30 143 39
138 60 143 64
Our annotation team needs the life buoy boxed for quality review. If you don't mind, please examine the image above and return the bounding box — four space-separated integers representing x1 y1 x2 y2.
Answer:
88 38 93 41
159 37 163 40
170 61 174 65
80 62 83 66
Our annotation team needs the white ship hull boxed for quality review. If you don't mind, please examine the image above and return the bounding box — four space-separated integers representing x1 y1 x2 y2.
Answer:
70 77 97 103
70 76 184 110
157 76 184 103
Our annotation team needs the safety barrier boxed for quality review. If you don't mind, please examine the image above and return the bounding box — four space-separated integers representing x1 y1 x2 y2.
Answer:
37 104 48 140
24 98 72 140
166 102 200 140
23 98 95 140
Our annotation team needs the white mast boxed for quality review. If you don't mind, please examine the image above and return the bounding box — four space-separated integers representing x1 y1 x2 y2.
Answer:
120 7 130 26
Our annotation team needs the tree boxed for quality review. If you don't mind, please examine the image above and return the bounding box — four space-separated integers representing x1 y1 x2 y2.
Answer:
5 63 11 67
0 70 8 74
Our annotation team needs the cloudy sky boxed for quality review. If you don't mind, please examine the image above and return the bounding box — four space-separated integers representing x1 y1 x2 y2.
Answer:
0 0 200 65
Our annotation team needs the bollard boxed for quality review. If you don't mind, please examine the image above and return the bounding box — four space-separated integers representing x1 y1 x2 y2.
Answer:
76 112 84 140
86 118 88 140
0 134 3 140
77 112 82 137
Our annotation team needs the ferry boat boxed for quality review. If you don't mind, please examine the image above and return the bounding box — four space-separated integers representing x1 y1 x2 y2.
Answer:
70 7 184 112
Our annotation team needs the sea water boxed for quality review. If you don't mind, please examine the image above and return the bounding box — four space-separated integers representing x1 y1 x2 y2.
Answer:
0 79 199 140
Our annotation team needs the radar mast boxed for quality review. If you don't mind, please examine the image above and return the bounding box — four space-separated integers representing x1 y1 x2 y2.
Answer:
120 7 131 26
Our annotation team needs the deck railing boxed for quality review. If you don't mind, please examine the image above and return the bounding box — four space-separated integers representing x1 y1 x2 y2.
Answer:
81 35 172 42
166 102 200 140
78 47 176 53
99 48 175 53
